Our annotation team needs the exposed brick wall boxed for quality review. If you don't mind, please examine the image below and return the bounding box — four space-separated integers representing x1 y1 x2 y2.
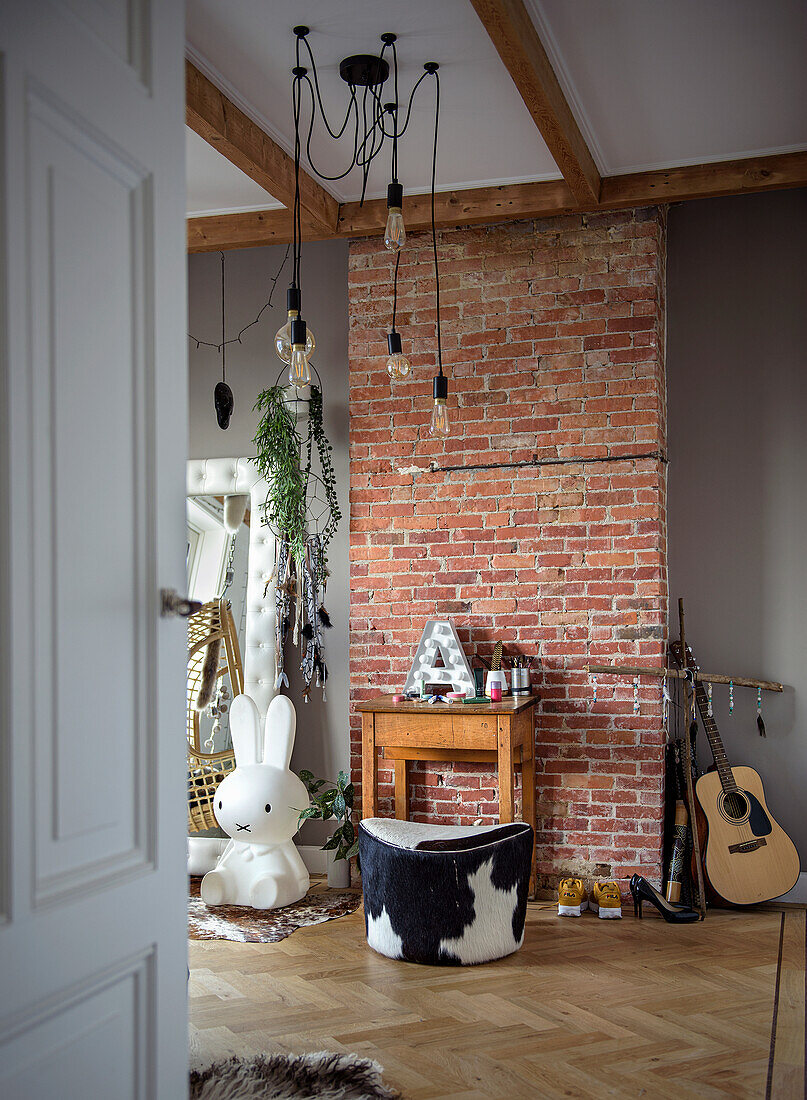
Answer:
348 208 668 891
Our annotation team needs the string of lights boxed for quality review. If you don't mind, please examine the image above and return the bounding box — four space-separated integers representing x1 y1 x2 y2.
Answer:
187 244 291 354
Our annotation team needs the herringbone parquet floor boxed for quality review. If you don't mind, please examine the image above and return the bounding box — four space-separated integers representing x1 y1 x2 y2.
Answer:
189 896 805 1099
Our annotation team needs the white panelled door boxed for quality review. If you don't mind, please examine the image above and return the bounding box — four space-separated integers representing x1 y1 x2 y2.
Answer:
0 1 188 1096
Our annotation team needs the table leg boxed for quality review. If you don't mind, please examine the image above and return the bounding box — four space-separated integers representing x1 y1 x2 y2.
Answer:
523 740 536 897
362 712 378 820
394 758 409 820
497 718 515 823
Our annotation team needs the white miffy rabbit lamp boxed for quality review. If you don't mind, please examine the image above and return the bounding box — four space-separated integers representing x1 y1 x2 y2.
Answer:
201 693 310 909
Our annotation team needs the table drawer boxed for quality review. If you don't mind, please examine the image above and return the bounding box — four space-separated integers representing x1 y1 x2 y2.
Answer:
452 713 498 748
374 712 453 747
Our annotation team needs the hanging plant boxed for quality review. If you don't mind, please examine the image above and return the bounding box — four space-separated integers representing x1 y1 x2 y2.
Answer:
252 386 308 565
252 384 340 580
253 384 340 701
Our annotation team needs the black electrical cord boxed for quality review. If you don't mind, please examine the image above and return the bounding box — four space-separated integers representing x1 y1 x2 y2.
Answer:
391 250 401 332
292 70 303 291
430 70 443 376
298 32 357 141
291 28 433 205
391 39 399 182
220 251 226 382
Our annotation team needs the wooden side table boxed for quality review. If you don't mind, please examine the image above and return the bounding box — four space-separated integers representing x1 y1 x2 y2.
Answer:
356 695 539 895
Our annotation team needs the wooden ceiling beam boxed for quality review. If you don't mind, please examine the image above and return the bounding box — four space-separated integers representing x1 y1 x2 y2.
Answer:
468 0 600 205
188 151 807 251
336 179 579 236
188 209 305 253
185 60 339 234
598 150 807 209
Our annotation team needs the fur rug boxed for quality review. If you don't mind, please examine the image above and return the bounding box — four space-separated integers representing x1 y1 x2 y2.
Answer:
188 878 362 943
189 1052 401 1100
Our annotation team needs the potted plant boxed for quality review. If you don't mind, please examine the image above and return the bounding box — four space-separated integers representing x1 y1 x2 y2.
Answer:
297 769 358 888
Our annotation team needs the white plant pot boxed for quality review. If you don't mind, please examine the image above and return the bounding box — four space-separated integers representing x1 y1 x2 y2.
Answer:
327 851 351 889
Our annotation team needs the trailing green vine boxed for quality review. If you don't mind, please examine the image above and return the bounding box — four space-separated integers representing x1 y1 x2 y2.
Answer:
307 386 342 565
252 385 340 582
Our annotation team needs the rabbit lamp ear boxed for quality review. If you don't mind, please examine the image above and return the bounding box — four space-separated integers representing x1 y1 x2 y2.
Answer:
229 694 261 766
263 694 296 770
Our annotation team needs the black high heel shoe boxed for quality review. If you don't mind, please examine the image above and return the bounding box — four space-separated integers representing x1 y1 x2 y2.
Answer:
629 875 700 923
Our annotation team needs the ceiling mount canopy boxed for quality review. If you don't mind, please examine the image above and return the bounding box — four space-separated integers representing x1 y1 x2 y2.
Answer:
339 54 391 88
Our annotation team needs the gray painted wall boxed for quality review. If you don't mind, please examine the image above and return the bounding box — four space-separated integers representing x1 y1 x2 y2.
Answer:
188 240 350 845
667 188 807 866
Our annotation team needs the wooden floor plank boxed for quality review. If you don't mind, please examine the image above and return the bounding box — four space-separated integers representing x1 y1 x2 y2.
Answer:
189 900 804 1098
769 910 806 1099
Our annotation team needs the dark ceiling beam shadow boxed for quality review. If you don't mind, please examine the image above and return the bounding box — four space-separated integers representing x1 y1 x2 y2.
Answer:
185 60 340 235
188 151 807 251
467 0 601 206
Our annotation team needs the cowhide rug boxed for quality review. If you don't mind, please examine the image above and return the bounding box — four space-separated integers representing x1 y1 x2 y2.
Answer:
190 1052 401 1100
188 877 361 943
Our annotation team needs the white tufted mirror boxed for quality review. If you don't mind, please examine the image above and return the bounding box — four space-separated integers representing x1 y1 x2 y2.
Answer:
186 458 278 726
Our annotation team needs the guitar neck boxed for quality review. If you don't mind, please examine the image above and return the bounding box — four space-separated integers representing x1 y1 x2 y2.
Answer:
671 641 738 793
691 679 739 793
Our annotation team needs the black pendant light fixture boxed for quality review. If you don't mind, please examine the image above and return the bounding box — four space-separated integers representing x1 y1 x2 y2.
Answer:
281 27 448 435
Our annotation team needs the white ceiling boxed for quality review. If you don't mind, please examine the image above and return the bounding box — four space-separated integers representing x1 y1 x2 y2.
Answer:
186 129 283 216
185 0 559 213
185 0 807 216
531 0 807 175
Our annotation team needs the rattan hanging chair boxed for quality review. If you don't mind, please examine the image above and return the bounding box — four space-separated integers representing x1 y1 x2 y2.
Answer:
186 598 244 833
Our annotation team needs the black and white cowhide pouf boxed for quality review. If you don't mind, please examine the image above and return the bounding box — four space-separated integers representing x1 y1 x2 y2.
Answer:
358 819 533 966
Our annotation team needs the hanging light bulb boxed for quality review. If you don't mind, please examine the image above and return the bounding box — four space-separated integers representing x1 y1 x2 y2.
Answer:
386 331 411 380
275 287 316 364
384 182 405 252
429 371 449 437
289 317 311 388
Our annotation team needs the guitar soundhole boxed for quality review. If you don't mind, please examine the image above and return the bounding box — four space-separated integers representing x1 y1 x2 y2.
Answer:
722 791 749 820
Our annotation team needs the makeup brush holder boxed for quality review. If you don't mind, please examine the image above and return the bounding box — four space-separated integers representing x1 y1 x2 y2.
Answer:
485 670 509 698
511 667 532 695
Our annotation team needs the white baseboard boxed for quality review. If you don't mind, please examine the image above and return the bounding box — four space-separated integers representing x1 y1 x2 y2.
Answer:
776 871 807 905
296 844 328 875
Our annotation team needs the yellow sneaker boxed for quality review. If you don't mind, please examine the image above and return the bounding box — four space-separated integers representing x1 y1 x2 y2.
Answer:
590 880 622 919
558 878 588 917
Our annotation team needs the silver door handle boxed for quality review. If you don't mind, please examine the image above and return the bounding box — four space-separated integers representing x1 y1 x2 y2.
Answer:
160 588 203 618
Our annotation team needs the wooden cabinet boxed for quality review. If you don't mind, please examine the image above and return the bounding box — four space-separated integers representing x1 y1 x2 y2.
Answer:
357 695 539 895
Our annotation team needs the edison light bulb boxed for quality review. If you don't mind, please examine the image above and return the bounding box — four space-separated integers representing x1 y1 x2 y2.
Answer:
429 372 450 437
386 331 411 380
384 181 405 252
430 399 449 437
288 317 311 388
275 287 315 364
289 345 310 388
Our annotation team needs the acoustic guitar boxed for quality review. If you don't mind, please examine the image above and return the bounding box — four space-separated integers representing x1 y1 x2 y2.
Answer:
671 642 800 906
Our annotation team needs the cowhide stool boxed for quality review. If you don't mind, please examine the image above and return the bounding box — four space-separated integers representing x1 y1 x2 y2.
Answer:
358 818 534 966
